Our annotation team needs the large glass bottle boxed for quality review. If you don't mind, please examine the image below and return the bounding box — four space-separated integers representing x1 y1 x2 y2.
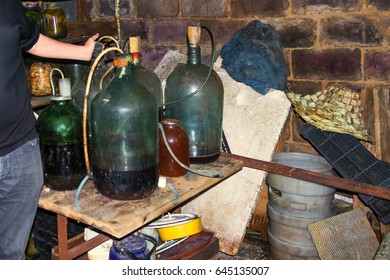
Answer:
44 3 67 39
90 55 159 200
129 36 163 120
164 25 224 164
23 1 46 33
36 78 87 190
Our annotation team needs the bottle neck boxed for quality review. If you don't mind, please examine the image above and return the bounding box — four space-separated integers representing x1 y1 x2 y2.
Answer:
187 45 201 65
131 52 142 66
161 119 180 129
51 96 72 103
113 55 133 78
25 2 39 5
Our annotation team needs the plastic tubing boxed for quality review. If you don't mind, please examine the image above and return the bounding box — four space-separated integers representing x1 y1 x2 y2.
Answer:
82 47 124 177
158 123 223 178
161 23 217 107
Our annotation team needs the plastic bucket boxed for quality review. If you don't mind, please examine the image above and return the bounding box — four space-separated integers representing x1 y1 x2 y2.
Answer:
266 152 336 260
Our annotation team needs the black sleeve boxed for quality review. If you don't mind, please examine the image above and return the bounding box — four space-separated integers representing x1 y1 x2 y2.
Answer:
20 17 40 52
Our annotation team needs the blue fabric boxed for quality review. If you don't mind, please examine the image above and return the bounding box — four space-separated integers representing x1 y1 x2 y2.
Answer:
0 138 43 259
220 20 288 95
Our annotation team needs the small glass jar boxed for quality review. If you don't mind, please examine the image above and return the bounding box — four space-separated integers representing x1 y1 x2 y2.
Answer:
29 62 53 96
24 2 46 33
159 119 190 177
44 3 67 39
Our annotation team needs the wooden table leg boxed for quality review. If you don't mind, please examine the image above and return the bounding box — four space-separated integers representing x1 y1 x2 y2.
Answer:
52 213 111 260
53 214 69 260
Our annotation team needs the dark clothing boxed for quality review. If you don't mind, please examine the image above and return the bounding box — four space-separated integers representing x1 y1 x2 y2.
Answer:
0 0 40 156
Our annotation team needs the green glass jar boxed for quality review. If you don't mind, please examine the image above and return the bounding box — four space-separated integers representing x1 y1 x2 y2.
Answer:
61 63 90 87
36 79 87 190
164 25 224 164
24 2 46 33
129 36 163 120
44 3 67 39
90 55 159 200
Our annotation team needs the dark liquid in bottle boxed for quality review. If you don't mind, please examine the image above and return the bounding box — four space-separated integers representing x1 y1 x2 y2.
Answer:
189 144 221 164
41 143 87 190
190 153 221 164
92 165 158 200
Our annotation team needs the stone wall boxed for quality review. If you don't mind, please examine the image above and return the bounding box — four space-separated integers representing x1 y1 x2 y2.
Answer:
60 0 390 154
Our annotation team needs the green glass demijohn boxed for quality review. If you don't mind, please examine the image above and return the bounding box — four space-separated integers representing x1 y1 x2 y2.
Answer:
129 36 163 120
89 54 159 200
164 25 224 164
36 78 87 191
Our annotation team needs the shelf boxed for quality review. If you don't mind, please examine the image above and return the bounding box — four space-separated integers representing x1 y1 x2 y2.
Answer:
31 96 51 109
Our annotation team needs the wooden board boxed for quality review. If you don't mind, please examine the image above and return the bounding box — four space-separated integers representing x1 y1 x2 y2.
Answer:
248 182 269 238
31 96 51 109
38 155 242 239
66 21 118 40
360 87 390 238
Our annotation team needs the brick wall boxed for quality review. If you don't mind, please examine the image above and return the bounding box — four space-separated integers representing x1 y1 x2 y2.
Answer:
62 0 390 154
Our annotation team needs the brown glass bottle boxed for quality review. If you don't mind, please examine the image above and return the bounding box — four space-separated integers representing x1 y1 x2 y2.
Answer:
159 119 190 177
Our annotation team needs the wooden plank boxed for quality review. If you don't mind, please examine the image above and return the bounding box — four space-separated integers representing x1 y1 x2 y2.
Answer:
52 232 110 260
248 182 269 238
376 87 390 162
31 96 51 109
66 21 118 39
77 0 91 22
355 88 376 227
38 155 243 239
375 87 390 236
361 87 390 238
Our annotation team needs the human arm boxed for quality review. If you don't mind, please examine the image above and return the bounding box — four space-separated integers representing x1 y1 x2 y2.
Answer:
27 33 99 61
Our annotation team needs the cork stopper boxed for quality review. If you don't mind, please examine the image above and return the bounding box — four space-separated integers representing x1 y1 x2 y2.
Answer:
188 25 201 46
129 36 140 54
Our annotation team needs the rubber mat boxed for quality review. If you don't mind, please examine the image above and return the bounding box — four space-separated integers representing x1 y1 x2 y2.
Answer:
308 208 379 260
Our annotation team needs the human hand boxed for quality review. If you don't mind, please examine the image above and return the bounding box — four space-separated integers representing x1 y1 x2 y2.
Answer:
83 33 100 61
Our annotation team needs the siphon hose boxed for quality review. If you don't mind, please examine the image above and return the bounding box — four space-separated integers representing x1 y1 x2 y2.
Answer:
49 68 64 95
82 46 124 177
158 123 223 178
161 23 217 107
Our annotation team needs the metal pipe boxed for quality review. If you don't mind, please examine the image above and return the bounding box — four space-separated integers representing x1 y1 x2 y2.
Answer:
222 152 390 201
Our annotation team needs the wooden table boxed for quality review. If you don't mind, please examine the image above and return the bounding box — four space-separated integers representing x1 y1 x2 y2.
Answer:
38 154 243 259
